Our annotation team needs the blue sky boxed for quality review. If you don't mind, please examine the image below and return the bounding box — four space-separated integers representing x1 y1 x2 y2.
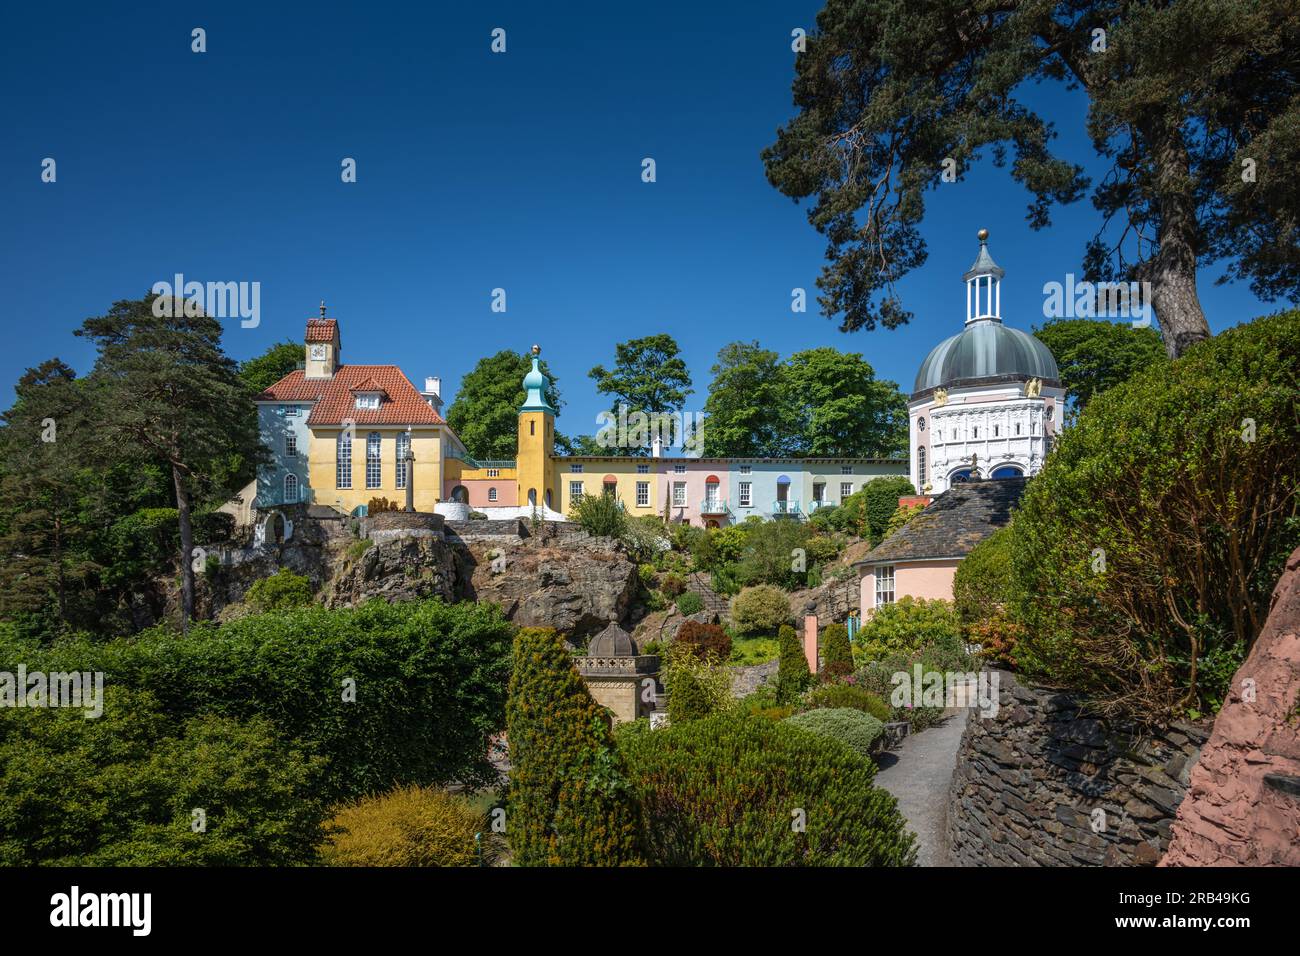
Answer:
0 0 1277 438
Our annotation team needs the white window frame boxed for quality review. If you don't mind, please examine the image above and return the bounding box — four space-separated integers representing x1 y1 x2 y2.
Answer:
286 432 297 458
395 432 410 490
366 432 383 489
875 566 896 608
569 480 584 501
336 432 352 489
672 481 687 507
840 482 853 499
918 447 927 485
570 463 584 473
636 463 649 474
355 394 381 410
738 481 752 508
284 473 299 503
488 487 498 502
636 481 649 507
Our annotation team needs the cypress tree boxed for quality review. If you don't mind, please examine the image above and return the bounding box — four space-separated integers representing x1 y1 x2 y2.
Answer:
776 624 812 704
505 627 642 866
821 622 854 679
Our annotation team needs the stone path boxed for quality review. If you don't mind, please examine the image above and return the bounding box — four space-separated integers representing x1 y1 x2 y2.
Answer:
873 706 970 867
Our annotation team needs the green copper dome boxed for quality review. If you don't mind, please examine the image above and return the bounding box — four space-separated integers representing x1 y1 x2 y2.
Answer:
913 320 1059 395
520 347 555 413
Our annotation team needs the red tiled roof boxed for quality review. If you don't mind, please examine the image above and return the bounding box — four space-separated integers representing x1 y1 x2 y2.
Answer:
306 319 339 343
257 366 445 426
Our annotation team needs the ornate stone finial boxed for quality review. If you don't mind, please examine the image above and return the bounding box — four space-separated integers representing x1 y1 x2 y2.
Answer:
977 228 989 242
531 344 541 356
319 300 327 318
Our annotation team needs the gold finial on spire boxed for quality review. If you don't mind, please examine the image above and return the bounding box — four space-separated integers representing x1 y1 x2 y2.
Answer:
977 228 989 242
531 344 541 356
319 300 327 318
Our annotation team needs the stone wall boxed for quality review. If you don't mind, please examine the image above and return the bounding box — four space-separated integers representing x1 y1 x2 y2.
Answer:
947 671 1209 866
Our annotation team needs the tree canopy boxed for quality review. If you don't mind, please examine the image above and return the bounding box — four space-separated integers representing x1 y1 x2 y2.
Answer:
1032 317 1167 413
763 0 1300 358
238 340 302 393
445 350 564 461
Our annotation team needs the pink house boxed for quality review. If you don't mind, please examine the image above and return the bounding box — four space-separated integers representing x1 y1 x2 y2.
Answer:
660 459 732 528
856 477 1027 613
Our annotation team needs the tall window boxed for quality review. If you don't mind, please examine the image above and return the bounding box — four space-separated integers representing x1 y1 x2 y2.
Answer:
569 480 584 502
875 566 896 607
840 482 853 499
918 447 927 485
488 487 498 502
366 432 382 489
395 432 410 489
284 473 298 503
738 482 752 507
672 481 687 507
286 433 297 457
336 432 352 489
636 481 649 507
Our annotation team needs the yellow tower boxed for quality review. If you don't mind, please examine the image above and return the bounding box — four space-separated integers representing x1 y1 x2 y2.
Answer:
516 345 556 512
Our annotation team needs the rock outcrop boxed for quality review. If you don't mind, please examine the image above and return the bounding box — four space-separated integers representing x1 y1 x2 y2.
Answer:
325 536 458 608
1162 545 1300 867
458 532 638 638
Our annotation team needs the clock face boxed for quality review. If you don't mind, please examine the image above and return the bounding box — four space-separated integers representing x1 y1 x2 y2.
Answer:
310 345 327 360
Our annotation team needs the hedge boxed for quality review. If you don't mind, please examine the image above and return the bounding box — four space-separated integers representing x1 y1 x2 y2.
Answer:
784 707 884 758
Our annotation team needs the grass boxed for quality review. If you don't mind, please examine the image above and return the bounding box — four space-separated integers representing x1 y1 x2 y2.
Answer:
729 636 781 666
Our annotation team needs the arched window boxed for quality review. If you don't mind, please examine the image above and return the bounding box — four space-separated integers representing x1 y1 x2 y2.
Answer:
336 432 352 489
949 468 972 484
991 465 1023 479
918 447 927 485
488 486 498 502
366 432 382 489
284 473 299 503
395 432 410 489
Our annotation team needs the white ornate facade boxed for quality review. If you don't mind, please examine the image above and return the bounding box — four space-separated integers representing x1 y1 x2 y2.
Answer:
909 232 1064 494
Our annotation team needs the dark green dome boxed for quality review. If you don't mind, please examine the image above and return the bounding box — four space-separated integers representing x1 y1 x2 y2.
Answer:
913 319 1059 395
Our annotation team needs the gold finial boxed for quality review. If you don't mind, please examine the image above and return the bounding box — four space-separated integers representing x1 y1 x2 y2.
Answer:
319 300 327 318
531 344 541 356
977 228 989 242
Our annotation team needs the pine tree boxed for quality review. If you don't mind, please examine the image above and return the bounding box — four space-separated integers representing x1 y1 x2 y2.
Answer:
776 624 812 704
820 623 854 679
505 627 642 866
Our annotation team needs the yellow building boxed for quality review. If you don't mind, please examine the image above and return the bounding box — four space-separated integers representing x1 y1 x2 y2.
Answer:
554 457 660 517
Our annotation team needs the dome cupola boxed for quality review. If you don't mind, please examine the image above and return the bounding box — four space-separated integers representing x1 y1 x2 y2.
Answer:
520 344 556 413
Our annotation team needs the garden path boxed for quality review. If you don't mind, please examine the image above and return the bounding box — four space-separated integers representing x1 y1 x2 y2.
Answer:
873 705 969 867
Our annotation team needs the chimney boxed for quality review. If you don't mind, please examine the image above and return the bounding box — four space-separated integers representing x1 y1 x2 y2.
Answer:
651 436 662 458
421 376 443 412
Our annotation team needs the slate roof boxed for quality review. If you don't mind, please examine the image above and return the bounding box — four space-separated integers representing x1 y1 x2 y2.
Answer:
855 477 1028 565
257 365 445 427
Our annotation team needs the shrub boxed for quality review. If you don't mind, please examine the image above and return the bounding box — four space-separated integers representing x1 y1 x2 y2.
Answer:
854 597 960 661
505 627 642 866
953 527 1021 664
637 564 659 591
468 511 487 520
884 503 925 540
619 714 915 866
728 635 781 666
820 623 854 678
804 534 844 565
674 619 732 661
0 686 328 866
662 643 732 723
347 538 374 559
368 496 400 514
569 492 628 539
730 584 792 635
320 785 486 867
784 708 884 758
675 591 703 615
0 599 513 802
735 520 812 587
245 568 314 612
776 624 813 704
659 571 687 597
622 515 669 562
863 477 917 544
806 682 891 722
1011 310 1300 720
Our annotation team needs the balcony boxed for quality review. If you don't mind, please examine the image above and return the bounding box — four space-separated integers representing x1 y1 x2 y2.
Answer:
807 499 835 513
699 499 731 517
770 500 801 517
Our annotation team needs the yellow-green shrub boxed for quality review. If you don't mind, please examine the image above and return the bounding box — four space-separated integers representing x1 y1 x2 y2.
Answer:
321 785 486 867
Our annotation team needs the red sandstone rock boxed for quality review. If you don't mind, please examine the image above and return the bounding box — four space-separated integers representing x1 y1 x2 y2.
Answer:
1161 546 1300 866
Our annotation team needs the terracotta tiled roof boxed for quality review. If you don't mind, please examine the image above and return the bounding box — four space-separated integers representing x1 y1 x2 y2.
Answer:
305 319 339 343
855 477 1028 564
257 366 445 426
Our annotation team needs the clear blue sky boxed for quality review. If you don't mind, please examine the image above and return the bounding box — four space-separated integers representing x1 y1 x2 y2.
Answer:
0 0 1274 437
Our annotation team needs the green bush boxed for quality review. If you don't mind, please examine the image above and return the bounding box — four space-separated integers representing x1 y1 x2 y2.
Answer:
784 708 884 758
0 686 328 865
0 599 513 802
730 584 792 635
864 477 917 544
820 622 854 678
952 527 1022 664
1011 310 1300 720
569 492 629 539
675 591 704 615
729 635 781 666
735 519 812 587
246 568 314 612
804 534 844 564
663 643 732 723
637 564 659 591
659 571 687 597
806 682 891 722
776 624 813 704
619 713 915 866
674 619 732 661
320 785 487 867
506 627 642 866
854 597 960 661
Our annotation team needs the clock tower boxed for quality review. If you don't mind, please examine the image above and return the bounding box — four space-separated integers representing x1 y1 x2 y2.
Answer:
305 301 341 379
